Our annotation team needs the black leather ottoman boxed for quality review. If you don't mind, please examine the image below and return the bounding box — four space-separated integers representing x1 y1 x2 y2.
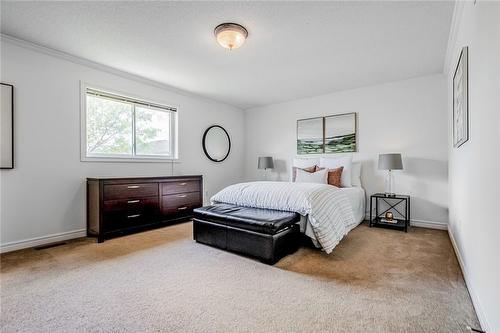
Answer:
193 204 301 264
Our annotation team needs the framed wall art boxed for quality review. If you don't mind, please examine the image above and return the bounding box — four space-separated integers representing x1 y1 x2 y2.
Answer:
325 112 356 153
297 117 324 154
297 112 357 154
1 83 14 169
453 46 468 148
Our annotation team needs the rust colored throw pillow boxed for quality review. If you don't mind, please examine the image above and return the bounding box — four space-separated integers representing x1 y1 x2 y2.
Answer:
316 166 344 187
292 165 316 182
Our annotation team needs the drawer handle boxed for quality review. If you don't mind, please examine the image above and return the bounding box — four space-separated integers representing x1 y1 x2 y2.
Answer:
177 206 188 211
179 183 187 186
127 214 141 218
127 200 140 204
177 194 187 198
127 185 140 189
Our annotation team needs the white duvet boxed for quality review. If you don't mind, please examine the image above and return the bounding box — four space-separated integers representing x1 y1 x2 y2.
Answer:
211 181 357 254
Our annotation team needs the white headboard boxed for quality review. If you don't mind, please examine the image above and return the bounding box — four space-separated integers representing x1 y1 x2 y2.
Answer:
291 156 362 188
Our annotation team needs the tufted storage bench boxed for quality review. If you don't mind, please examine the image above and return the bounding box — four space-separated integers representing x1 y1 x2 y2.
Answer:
193 204 301 264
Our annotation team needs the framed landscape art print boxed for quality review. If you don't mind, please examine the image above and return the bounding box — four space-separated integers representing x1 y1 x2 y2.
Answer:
297 117 324 154
324 112 356 153
297 112 357 154
453 46 468 148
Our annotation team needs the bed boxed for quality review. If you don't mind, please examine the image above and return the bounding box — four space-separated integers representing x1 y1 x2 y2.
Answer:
211 181 365 254
207 156 365 255
300 185 365 249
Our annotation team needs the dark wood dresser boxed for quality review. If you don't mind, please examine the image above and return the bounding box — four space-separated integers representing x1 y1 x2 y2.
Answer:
87 176 203 242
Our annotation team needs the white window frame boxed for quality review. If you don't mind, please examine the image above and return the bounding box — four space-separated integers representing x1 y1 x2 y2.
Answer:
80 82 179 162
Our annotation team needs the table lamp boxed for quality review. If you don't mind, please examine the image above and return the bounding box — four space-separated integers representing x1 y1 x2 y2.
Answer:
258 156 274 180
378 153 403 196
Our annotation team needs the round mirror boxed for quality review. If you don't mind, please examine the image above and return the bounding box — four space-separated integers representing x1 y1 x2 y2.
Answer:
202 125 231 162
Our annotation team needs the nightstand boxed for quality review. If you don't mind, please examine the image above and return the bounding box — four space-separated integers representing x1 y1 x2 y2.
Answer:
369 193 410 232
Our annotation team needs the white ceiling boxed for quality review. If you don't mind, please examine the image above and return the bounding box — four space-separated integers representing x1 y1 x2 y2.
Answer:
1 1 454 109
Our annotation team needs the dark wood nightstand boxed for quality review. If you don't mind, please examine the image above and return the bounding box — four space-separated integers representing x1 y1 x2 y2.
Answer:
369 193 411 232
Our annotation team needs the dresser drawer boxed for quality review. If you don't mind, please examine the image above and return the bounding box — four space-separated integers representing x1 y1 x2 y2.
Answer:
161 191 202 214
103 197 159 213
103 212 151 232
103 197 159 231
104 183 158 200
161 180 200 195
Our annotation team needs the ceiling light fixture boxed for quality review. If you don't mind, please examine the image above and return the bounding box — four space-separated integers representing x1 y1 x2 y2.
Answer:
214 23 248 50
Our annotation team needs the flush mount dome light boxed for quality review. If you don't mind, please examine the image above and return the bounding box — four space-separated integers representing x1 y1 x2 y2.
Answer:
214 23 248 50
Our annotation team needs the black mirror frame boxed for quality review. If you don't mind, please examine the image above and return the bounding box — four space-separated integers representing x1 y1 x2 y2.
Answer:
202 125 231 162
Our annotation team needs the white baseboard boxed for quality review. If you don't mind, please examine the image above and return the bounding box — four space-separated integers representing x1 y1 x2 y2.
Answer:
0 229 87 254
410 219 447 230
448 229 490 332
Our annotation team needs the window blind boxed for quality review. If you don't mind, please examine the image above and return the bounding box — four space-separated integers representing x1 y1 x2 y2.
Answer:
86 88 177 112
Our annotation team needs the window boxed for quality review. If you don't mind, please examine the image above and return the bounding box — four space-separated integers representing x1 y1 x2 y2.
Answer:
82 86 177 161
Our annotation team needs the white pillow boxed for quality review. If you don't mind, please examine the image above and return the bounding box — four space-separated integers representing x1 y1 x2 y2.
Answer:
295 168 328 184
351 162 362 187
291 157 319 182
292 157 319 168
320 156 353 187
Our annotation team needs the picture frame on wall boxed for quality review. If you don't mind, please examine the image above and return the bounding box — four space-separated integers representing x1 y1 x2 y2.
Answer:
297 117 324 155
324 112 357 153
297 112 357 154
453 46 468 148
1 83 14 169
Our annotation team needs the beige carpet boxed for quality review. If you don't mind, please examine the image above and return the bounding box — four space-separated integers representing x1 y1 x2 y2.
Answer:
1 222 479 333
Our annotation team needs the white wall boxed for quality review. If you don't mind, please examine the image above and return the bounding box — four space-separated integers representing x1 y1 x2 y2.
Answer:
0 40 245 250
244 74 448 227
445 1 500 332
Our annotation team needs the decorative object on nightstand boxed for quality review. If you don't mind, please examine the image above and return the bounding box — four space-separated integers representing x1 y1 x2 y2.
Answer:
258 156 274 180
378 153 403 196
383 211 395 223
370 193 410 232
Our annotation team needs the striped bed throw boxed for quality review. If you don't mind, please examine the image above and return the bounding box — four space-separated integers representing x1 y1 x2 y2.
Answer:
211 181 356 254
